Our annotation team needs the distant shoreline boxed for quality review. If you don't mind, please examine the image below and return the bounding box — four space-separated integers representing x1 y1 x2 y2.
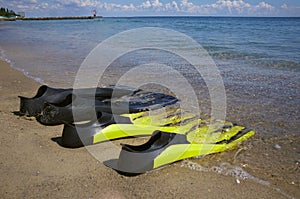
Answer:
0 16 102 21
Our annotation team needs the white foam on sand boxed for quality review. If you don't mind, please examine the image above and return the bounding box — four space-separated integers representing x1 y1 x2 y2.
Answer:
0 47 47 85
178 160 295 199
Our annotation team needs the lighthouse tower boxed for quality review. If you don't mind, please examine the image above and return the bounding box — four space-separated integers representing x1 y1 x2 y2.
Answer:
92 9 97 17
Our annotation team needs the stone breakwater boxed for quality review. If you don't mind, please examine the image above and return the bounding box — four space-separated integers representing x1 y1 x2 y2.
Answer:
20 16 102 20
0 16 103 21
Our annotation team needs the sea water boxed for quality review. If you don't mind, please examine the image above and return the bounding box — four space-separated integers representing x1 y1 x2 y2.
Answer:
0 17 299 85
0 17 299 136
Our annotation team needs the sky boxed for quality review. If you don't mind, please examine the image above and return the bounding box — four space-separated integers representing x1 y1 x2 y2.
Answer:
1 0 300 17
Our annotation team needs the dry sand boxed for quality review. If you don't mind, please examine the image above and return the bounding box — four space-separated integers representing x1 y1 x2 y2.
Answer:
0 60 299 198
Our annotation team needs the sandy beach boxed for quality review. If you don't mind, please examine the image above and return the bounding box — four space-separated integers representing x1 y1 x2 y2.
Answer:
0 59 299 198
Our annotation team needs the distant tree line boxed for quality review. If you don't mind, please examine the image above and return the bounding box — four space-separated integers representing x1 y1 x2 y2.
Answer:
0 7 18 17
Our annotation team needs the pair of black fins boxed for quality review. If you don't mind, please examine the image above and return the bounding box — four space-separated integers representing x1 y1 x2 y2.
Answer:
19 85 178 124
19 85 255 175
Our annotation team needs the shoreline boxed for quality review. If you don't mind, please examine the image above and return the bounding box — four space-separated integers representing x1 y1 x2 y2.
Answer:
0 49 47 86
0 59 299 198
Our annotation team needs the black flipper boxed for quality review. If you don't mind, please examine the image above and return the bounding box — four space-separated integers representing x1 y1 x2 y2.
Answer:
19 85 72 116
104 131 189 175
19 85 138 117
36 94 96 125
61 112 120 148
36 90 178 125
104 128 256 175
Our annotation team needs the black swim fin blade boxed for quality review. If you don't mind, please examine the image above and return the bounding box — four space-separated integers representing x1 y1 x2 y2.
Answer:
19 85 138 117
36 90 179 125
104 131 189 175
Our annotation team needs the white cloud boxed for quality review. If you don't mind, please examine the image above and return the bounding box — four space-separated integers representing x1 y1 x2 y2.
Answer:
255 2 274 11
2 0 299 17
28 0 38 3
40 3 48 9
213 0 251 14
13 0 48 11
16 5 32 10
53 0 136 12
139 0 163 10
180 0 194 8
140 0 151 9
165 1 179 12
178 0 204 13
279 3 300 16
248 1 274 15
122 4 135 11
58 0 100 8
176 0 275 15
152 0 163 8
281 4 288 9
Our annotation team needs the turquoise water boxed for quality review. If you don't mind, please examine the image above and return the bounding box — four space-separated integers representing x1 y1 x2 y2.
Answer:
0 17 299 136
0 17 299 86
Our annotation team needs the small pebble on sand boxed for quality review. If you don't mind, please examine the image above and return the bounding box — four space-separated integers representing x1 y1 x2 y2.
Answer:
274 144 281 149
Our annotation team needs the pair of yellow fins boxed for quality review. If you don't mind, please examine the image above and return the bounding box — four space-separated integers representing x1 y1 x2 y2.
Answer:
62 108 255 175
19 85 255 174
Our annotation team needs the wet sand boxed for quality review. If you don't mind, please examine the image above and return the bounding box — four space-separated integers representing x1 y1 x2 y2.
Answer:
0 59 299 198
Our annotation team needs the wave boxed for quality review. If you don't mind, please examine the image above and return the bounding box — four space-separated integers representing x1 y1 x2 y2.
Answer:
209 50 300 71
250 59 300 70
0 46 46 85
